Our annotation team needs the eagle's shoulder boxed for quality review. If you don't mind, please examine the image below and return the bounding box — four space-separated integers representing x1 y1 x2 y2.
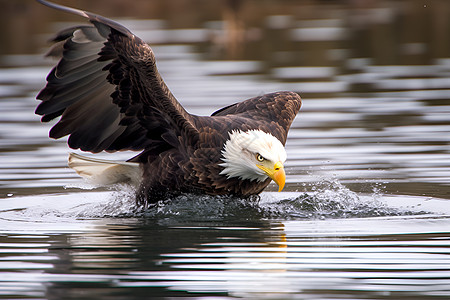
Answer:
208 91 301 145
211 91 301 117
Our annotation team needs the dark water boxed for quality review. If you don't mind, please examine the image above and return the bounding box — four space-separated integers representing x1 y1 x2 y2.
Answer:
1 1 450 299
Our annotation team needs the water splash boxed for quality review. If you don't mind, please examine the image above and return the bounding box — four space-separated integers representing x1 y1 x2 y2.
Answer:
74 184 138 218
0 177 431 223
265 178 405 219
136 178 425 220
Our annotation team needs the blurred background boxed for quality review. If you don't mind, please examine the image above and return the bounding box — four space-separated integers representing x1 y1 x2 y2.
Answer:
2 0 449 63
0 0 449 198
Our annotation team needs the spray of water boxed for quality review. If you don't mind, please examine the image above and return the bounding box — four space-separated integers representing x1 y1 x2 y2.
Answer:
1 176 428 222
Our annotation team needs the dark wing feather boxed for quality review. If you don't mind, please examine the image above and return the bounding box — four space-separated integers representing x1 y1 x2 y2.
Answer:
210 91 301 144
35 0 199 153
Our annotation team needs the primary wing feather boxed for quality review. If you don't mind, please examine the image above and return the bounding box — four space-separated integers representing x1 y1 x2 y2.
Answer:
35 0 199 153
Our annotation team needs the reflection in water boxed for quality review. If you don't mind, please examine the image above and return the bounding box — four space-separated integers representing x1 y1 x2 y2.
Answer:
0 0 450 299
0 209 448 299
0 190 449 298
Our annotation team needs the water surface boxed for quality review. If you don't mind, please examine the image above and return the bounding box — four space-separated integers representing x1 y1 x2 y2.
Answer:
0 1 449 299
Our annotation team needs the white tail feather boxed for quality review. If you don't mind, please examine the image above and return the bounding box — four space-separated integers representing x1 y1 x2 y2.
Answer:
68 153 142 186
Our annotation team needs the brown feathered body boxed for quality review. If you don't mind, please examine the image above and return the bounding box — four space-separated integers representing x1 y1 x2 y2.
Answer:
35 0 301 204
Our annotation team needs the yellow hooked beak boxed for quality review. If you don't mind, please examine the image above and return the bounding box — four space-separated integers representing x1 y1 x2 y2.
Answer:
257 161 286 192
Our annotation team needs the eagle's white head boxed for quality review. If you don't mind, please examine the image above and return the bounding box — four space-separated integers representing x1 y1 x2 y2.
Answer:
219 129 287 192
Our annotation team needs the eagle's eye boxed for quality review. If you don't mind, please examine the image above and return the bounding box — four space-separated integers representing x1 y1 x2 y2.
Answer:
256 153 265 162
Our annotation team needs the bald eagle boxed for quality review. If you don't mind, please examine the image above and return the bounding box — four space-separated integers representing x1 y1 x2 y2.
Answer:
35 0 302 205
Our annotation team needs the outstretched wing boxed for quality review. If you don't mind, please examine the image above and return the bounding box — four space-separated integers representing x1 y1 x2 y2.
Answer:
35 0 199 153
210 91 301 144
